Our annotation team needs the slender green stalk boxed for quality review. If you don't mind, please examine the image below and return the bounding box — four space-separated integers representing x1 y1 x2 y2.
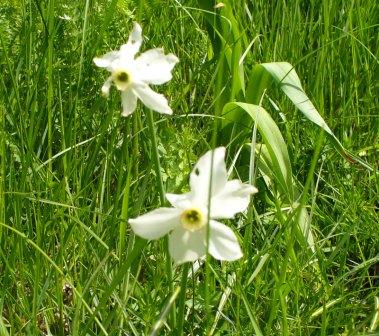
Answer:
150 286 181 336
132 112 140 177
205 171 212 334
46 0 54 184
118 120 132 258
118 163 132 256
73 0 90 188
145 110 165 203
205 95 220 333
118 121 133 333
176 263 190 335
145 109 175 325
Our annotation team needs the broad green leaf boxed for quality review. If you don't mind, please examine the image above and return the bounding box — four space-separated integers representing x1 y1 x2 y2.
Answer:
246 62 372 170
260 62 335 137
253 144 317 253
245 63 271 105
223 102 294 201
197 0 245 106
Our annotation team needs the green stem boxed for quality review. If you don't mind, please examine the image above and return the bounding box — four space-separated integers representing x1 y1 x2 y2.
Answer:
205 98 220 333
118 119 132 258
47 0 54 184
145 112 165 202
177 263 190 335
118 121 134 333
145 109 175 325
205 174 212 334
132 112 140 177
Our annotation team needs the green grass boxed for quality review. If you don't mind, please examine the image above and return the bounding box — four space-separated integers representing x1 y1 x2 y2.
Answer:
0 0 378 335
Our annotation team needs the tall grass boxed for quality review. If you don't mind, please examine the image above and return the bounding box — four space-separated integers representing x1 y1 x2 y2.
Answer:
0 0 378 335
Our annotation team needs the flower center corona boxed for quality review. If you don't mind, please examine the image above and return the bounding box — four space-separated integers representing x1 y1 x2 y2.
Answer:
117 71 129 82
180 208 205 232
113 69 131 90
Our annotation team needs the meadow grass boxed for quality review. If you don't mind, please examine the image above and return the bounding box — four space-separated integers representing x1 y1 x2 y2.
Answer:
0 0 378 335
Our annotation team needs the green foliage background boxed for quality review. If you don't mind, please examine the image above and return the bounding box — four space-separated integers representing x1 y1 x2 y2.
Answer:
0 0 378 335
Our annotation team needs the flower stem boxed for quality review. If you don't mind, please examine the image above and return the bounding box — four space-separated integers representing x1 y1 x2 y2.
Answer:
118 119 131 258
176 263 190 335
145 109 176 325
132 112 140 177
205 106 220 333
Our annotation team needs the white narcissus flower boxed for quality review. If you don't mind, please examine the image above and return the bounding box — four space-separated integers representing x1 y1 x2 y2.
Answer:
129 147 258 264
93 22 178 117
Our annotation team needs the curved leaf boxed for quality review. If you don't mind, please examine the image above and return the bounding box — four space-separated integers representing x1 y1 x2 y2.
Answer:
246 62 373 170
261 62 335 137
223 102 294 201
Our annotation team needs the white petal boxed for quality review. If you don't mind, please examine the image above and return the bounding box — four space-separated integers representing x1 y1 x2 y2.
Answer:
121 89 138 117
136 48 179 85
169 226 206 264
209 220 243 261
119 22 143 59
129 208 181 240
93 51 119 69
133 84 172 114
101 76 113 97
166 192 193 209
189 147 228 205
210 180 258 219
